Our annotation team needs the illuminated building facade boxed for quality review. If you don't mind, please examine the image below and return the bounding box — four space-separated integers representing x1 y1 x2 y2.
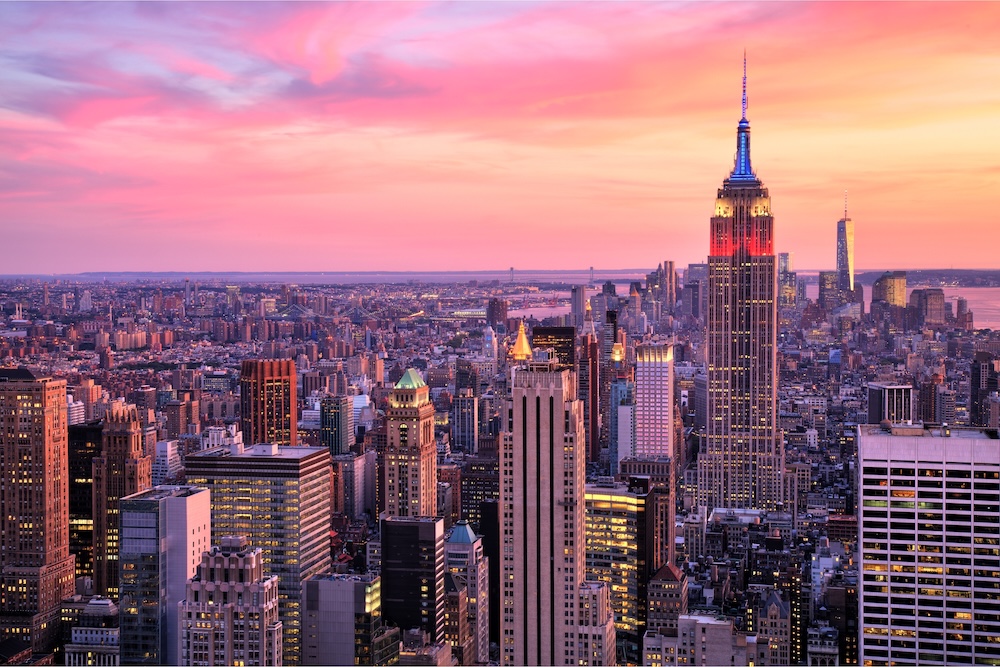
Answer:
836 210 855 292
319 395 354 456
68 421 102 580
119 486 211 666
698 60 784 511
93 403 153 599
444 521 490 664
185 443 332 666
858 424 1000 666
178 535 282 667
634 343 674 460
871 271 907 308
0 368 77 652
240 359 297 447
384 369 437 518
501 353 616 665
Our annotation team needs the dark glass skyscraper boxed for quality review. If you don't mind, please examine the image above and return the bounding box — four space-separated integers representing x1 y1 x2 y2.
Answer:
698 60 784 510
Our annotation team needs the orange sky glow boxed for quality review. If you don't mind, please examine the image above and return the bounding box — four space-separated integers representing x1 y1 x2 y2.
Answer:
2 2 999 274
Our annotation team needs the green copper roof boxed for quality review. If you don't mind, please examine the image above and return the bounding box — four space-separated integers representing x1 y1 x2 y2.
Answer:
395 368 426 390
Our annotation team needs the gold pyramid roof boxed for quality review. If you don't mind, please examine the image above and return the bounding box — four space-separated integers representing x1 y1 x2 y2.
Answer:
510 320 533 361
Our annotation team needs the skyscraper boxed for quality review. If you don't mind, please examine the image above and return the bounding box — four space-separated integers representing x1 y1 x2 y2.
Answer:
185 443 332 665
0 369 77 652
384 369 437 518
836 203 855 292
501 352 616 665
240 359 297 447
118 485 211 666
858 424 1000 665
698 59 784 511
444 521 490 665
93 403 153 598
634 342 674 460
380 516 446 643
319 394 354 455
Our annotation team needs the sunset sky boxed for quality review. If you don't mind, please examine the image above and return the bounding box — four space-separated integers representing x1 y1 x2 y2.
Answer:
2 2 998 275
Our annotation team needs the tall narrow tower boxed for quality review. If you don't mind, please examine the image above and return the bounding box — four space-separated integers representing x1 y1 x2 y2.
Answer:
384 369 437 518
836 193 855 292
698 57 784 510
93 402 152 598
0 369 76 652
240 359 297 447
501 352 615 665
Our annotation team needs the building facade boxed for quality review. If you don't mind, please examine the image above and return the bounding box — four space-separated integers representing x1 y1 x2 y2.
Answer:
0 368 77 652
384 369 437 518
858 424 1000 665
698 63 784 511
119 486 211 666
185 443 332 665
240 359 297 447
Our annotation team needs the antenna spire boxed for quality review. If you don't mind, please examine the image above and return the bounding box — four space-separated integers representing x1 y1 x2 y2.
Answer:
742 50 747 120
844 189 848 219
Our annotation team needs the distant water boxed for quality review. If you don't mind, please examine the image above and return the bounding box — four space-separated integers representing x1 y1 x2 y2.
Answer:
805 285 1000 330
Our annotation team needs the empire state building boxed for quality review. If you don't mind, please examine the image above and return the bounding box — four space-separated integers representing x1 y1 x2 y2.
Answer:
697 60 784 510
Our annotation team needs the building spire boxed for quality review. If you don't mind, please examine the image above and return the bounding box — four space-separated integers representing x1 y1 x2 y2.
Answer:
742 49 747 121
729 51 756 182
844 189 848 219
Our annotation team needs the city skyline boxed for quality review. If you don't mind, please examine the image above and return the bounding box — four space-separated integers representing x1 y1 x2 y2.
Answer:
3 1 999 274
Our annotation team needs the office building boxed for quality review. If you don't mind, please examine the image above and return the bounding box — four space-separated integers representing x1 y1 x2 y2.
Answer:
64 597 119 667
858 424 1000 665
178 535 282 667
384 369 437 518
634 343 674 460
578 310 602 463
444 521 490 664
381 516 446 643
332 452 367 521
871 271 907 308
93 403 153 598
0 369 77 652
531 326 576 371
609 379 635 475
68 421 103 580
778 252 797 308
320 395 354 456
866 383 915 425
451 389 479 454
302 573 399 666
698 61 785 511
119 486 211 666
240 359 297 447
185 443 332 665
971 351 1000 426
501 354 616 665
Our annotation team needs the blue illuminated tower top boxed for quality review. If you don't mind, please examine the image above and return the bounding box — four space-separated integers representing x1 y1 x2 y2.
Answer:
728 52 758 183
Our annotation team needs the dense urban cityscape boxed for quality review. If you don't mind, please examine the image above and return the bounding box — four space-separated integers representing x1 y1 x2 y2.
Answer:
3 58 1000 665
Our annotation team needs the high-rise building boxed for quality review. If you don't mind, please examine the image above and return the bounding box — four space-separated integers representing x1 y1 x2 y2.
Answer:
777 252 797 308
501 354 616 665
698 60 784 511
609 379 635 475
634 343 674 460
301 573 400 666
68 421 103 580
93 403 153 598
319 395 354 456
970 351 999 426
185 443 332 665
119 485 211 666
531 326 576 371
858 424 1000 665
866 383 915 425
178 535 282 667
384 369 437 518
451 389 480 454
578 309 602 463
836 207 855 292
871 270 907 308
571 286 587 328
380 516 445 643
0 369 77 652
240 359 297 447
444 521 490 664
